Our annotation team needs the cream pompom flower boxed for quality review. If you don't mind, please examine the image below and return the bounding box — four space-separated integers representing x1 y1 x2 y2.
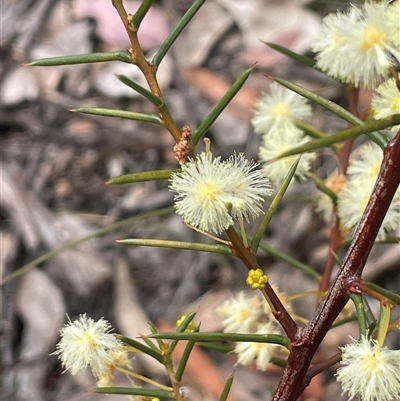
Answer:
169 152 272 234
53 314 127 381
218 288 290 371
251 82 312 135
258 126 316 185
311 9 358 83
217 291 263 333
312 1 400 89
338 142 400 240
336 336 400 401
224 153 273 222
234 322 282 371
372 75 400 133
315 173 346 223
346 142 383 180
338 177 374 230
339 178 400 240
170 152 235 234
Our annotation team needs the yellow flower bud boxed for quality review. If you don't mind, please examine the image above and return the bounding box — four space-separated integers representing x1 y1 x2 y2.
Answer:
246 268 268 290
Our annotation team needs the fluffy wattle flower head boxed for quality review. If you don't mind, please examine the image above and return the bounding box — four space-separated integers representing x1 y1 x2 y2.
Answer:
97 349 132 387
219 288 290 371
251 82 312 134
170 153 236 234
336 336 400 401
217 292 263 333
339 177 400 240
338 142 400 240
169 152 272 234
224 153 273 222
312 1 400 88
315 173 346 223
346 142 383 180
53 314 126 379
372 75 400 132
258 127 316 185
311 9 357 82
338 177 375 234
234 322 282 371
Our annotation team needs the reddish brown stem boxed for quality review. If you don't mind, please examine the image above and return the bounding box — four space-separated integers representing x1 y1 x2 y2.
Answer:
264 283 299 340
348 279 396 306
319 213 342 293
272 130 400 401
225 226 298 340
306 352 342 382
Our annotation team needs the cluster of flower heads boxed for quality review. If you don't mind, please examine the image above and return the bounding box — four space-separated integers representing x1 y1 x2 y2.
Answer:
312 0 400 89
52 314 131 387
337 142 400 240
336 336 400 401
169 152 273 234
217 290 290 370
251 82 316 185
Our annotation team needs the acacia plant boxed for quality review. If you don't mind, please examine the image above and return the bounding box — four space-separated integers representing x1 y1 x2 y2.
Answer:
21 0 400 400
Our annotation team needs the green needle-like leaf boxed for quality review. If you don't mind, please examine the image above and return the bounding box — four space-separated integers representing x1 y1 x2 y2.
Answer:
251 158 299 252
71 107 162 124
107 169 180 184
175 327 199 382
131 0 154 28
350 293 367 336
363 281 400 305
363 298 377 333
117 74 163 106
27 51 132 66
192 66 254 145
270 357 288 368
118 336 163 363
170 311 197 352
219 374 235 401
176 311 197 333
153 0 207 67
271 77 390 148
277 116 400 158
377 304 392 346
264 42 316 68
331 315 358 328
197 342 233 353
117 238 232 255
95 387 173 398
308 172 338 204
295 120 339 152
257 241 320 280
142 336 162 352
149 332 291 349
149 324 165 348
